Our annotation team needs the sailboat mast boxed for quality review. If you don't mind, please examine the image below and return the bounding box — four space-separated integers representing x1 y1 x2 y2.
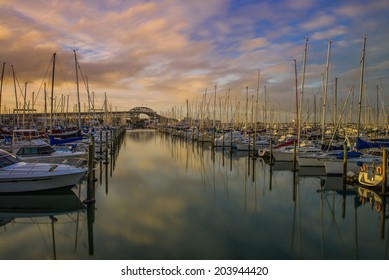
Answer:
298 38 308 146
0 62 5 119
334 77 337 125
44 83 47 130
264 85 267 126
11 65 19 128
74 50 81 129
50 53 56 133
313 94 317 128
213 85 216 128
356 36 367 141
321 40 331 142
255 70 260 135
376 85 379 124
293 59 299 136
245 86 248 136
23 82 27 128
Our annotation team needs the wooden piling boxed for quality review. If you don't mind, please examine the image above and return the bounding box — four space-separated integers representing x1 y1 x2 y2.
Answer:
293 140 297 171
343 141 348 183
110 129 113 154
222 129 225 150
252 132 256 159
105 130 109 164
230 130 233 153
85 131 96 204
99 129 102 159
211 128 215 149
382 149 387 194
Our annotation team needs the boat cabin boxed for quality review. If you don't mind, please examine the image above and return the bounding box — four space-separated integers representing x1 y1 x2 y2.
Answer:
0 149 20 168
14 144 56 157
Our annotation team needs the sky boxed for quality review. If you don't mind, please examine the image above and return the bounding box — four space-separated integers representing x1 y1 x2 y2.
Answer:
0 0 388 122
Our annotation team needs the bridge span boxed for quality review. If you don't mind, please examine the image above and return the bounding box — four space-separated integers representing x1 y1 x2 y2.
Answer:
0 106 170 126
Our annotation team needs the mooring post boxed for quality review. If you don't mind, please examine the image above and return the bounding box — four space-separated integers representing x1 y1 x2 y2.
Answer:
85 130 96 204
105 129 109 164
110 129 113 154
252 132 256 159
230 130 233 153
211 127 215 149
343 140 348 183
99 129 103 159
382 149 387 194
222 129 225 150
248 132 251 156
293 140 297 172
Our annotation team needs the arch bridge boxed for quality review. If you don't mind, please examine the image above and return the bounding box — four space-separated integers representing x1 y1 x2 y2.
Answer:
127 106 168 122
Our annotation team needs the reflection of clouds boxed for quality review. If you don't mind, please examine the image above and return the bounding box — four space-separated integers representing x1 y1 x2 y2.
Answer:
126 130 156 142
0 213 86 259
2 130 388 259
94 130 294 259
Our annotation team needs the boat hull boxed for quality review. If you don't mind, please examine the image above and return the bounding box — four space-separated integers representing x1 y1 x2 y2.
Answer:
0 163 86 193
297 156 325 167
324 159 361 175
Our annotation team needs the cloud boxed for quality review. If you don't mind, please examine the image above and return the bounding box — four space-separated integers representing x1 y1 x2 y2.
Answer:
311 26 348 40
0 25 11 40
0 0 388 116
299 14 336 31
239 38 269 52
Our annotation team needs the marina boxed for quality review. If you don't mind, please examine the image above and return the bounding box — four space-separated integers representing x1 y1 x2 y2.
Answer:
1 3 389 280
1 129 389 260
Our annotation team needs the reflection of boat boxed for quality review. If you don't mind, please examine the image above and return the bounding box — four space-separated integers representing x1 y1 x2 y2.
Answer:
0 149 86 193
357 187 385 213
0 188 85 226
319 176 355 194
0 188 87 259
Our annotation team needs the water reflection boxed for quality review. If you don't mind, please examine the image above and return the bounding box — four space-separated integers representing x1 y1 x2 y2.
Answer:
2 129 389 260
0 188 86 259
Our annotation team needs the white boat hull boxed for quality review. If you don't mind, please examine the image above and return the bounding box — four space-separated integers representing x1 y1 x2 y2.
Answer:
272 151 294 162
0 162 86 193
297 156 325 167
324 159 361 175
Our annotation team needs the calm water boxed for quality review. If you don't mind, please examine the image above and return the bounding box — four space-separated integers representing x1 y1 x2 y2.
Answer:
1 129 389 260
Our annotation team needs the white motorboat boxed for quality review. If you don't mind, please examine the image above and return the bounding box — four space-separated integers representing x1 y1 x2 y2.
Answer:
235 136 271 151
0 149 86 193
12 139 87 167
273 143 322 162
214 131 244 149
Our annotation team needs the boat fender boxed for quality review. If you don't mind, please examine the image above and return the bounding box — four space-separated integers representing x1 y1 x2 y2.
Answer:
376 166 383 175
375 202 382 212
362 164 367 172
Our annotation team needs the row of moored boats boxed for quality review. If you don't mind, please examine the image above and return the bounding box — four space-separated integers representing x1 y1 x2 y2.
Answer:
0 126 121 193
163 126 389 190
